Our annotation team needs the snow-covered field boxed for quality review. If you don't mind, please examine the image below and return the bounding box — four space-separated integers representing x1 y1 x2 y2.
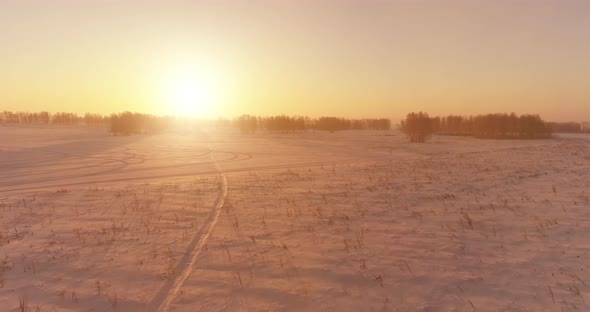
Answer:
1 125 589 311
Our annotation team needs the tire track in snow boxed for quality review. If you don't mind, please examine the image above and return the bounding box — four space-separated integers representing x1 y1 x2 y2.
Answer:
148 144 228 312
0 157 368 195
0 149 242 189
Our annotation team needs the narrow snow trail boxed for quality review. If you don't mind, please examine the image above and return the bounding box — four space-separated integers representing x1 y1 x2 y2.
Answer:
148 143 228 312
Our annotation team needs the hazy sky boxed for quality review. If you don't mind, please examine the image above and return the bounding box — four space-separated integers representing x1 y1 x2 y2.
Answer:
1 0 589 120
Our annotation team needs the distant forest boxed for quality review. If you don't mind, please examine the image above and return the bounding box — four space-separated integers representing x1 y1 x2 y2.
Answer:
0 111 391 135
0 111 166 135
233 115 391 134
1 111 588 138
0 111 109 126
400 112 587 142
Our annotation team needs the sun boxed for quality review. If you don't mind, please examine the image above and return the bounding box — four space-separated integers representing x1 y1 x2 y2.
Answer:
163 67 220 118
168 75 211 116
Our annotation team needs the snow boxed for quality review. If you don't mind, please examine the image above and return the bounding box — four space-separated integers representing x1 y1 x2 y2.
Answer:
1 125 589 311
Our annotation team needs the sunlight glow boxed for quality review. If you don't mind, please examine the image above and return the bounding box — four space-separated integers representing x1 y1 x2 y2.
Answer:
162 66 221 118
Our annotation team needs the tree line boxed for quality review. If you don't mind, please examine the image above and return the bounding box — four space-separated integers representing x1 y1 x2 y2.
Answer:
4 110 586 139
0 111 169 135
0 111 110 126
401 112 554 142
234 115 391 134
548 122 590 133
110 112 172 135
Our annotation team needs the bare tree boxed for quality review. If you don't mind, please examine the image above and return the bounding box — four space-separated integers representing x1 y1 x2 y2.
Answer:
400 112 433 142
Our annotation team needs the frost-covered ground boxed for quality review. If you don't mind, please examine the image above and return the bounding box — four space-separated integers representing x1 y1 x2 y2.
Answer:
1 125 589 311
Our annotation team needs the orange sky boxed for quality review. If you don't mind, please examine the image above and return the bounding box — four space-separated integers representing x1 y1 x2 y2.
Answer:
1 0 589 121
